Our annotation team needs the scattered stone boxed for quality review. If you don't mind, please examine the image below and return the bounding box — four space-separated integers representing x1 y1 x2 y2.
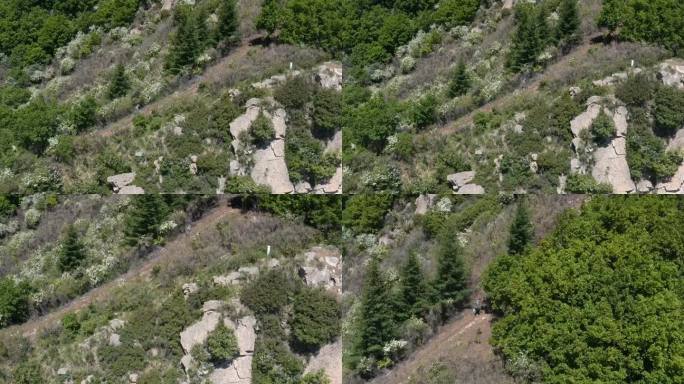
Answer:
189 162 198 175
414 194 437 215
447 171 476 188
109 319 125 331
636 179 654 193
129 373 139 384
238 266 259 276
213 272 243 286
295 181 312 193
557 175 567 194
58 367 70 376
529 161 538 174
173 126 183 136
569 86 581 98
182 283 199 298
107 173 136 190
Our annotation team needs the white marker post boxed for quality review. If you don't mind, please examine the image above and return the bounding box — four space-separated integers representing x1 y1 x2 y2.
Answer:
267 245 271 257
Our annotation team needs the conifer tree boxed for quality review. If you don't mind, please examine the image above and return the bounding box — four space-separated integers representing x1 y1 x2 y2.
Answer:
108 63 129 99
166 7 201 75
399 253 429 321
508 5 546 71
255 0 281 36
124 195 165 246
508 201 534 255
217 0 239 46
358 258 396 359
557 0 581 48
448 59 470 97
432 231 469 312
58 225 85 272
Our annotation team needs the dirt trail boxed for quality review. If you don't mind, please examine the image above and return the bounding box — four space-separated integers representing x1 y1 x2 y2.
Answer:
370 312 511 384
91 37 260 139
437 39 597 135
3 204 240 340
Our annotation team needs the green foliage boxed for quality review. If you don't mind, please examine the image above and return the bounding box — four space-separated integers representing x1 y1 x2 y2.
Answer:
409 94 438 130
591 110 615 144
508 201 533 255
626 124 682 182
654 86 684 136
285 126 337 185
13 360 44 384
342 194 394 235
124 195 166 246
357 257 396 359
301 370 331 384
556 0 580 48
256 195 342 237
615 74 657 106
0 277 31 328
252 336 304 384
0 194 18 217
0 86 30 108
484 196 684 383
448 60 470 97
70 96 99 132
274 76 314 110
312 88 341 138
108 64 130 99
598 0 684 52
435 149 471 182
344 96 399 153
99 343 147 377
432 227 469 312
166 5 201 75
216 0 239 46
507 3 549 71
61 312 81 338
58 225 86 272
247 114 276 147
565 173 613 193
206 322 239 363
291 287 340 352
398 253 430 321
241 269 296 316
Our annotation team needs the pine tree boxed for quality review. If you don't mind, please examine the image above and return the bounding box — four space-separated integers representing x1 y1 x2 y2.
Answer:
432 231 469 313
108 64 129 99
358 258 396 359
448 59 470 97
399 253 429 321
217 0 239 46
124 195 164 246
508 201 534 255
166 7 201 75
508 5 546 71
58 225 85 272
557 0 581 48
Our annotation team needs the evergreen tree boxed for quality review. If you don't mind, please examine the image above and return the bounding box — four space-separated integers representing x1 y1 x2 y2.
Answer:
58 225 86 272
108 63 129 99
432 230 469 314
166 7 201 75
124 195 165 246
255 0 282 36
448 59 470 97
358 258 396 359
508 5 546 71
217 0 239 45
557 0 581 48
508 201 534 255
399 253 429 321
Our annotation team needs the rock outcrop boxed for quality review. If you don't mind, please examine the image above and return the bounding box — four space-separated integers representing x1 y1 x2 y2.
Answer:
659 59 684 89
107 173 144 194
414 194 437 215
304 340 342 384
298 246 341 296
316 62 343 91
446 171 485 194
312 167 342 194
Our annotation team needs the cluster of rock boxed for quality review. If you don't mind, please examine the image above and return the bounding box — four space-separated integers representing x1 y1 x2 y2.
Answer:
446 171 485 194
106 172 144 194
179 300 256 384
658 59 684 90
297 246 341 296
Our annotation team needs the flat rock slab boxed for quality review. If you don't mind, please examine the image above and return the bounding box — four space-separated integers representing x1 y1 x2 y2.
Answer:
209 356 252 384
592 137 636 193
224 316 257 356
117 185 145 194
456 184 485 194
107 172 136 188
570 99 602 138
250 140 294 193
447 171 476 188
180 309 221 354
230 99 261 153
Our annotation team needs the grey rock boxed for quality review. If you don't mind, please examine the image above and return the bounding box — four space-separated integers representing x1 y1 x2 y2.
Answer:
447 171 476 188
456 184 485 194
636 179 654 193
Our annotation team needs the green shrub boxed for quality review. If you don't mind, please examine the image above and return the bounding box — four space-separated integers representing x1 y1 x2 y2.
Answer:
108 64 130 99
654 86 684 136
252 336 304 384
249 114 276 147
0 277 32 328
285 127 337 185
565 174 613 193
342 194 394 235
70 96 98 132
274 76 314 110
99 344 147 377
13 360 44 384
312 88 341 138
241 269 296 315
206 323 239 363
615 74 656 106
591 110 615 144
291 288 340 352
409 94 438 130
626 124 682 181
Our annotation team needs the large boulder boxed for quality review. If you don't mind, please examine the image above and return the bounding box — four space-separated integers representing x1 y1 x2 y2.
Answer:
414 194 437 215
447 171 475 188
658 59 684 89
316 62 343 91
250 139 295 194
179 301 223 354
591 137 636 193
304 341 342 384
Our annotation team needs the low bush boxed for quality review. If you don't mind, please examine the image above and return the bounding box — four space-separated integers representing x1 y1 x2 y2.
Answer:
291 287 340 352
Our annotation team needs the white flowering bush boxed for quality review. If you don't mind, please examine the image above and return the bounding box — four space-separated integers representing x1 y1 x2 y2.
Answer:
60 57 76 75
0 220 19 238
85 256 119 287
383 339 408 360
400 56 416 74
24 208 41 228
159 220 178 236
435 197 453 213
1 231 35 258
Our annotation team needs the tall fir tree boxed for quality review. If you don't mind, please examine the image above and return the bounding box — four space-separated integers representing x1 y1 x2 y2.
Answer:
358 258 396 359
508 4 547 71
448 59 470 97
557 0 581 48
432 230 469 313
217 0 239 46
58 225 86 272
108 63 129 99
508 201 534 255
399 253 429 321
166 7 201 75
124 195 165 246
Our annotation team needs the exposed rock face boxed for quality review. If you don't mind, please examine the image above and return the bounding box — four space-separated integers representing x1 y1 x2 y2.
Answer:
667 128 684 152
118 185 145 194
252 71 301 90
304 340 342 384
225 316 257 355
456 184 486 194
162 0 175 11
637 179 654 193
313 167 342 194
107 173 144 194
592 138 636 193
659 59 684 89
325 130 342 155
447 171 475 188
251 139 295 193
295 182 312 193
655 163 684 193
316 62 343 91
209 356 252 384
230 99 261 154
414 194 437 215
180 301 224 354
570 97 602 137
109 333 121 346
298 246 341 295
